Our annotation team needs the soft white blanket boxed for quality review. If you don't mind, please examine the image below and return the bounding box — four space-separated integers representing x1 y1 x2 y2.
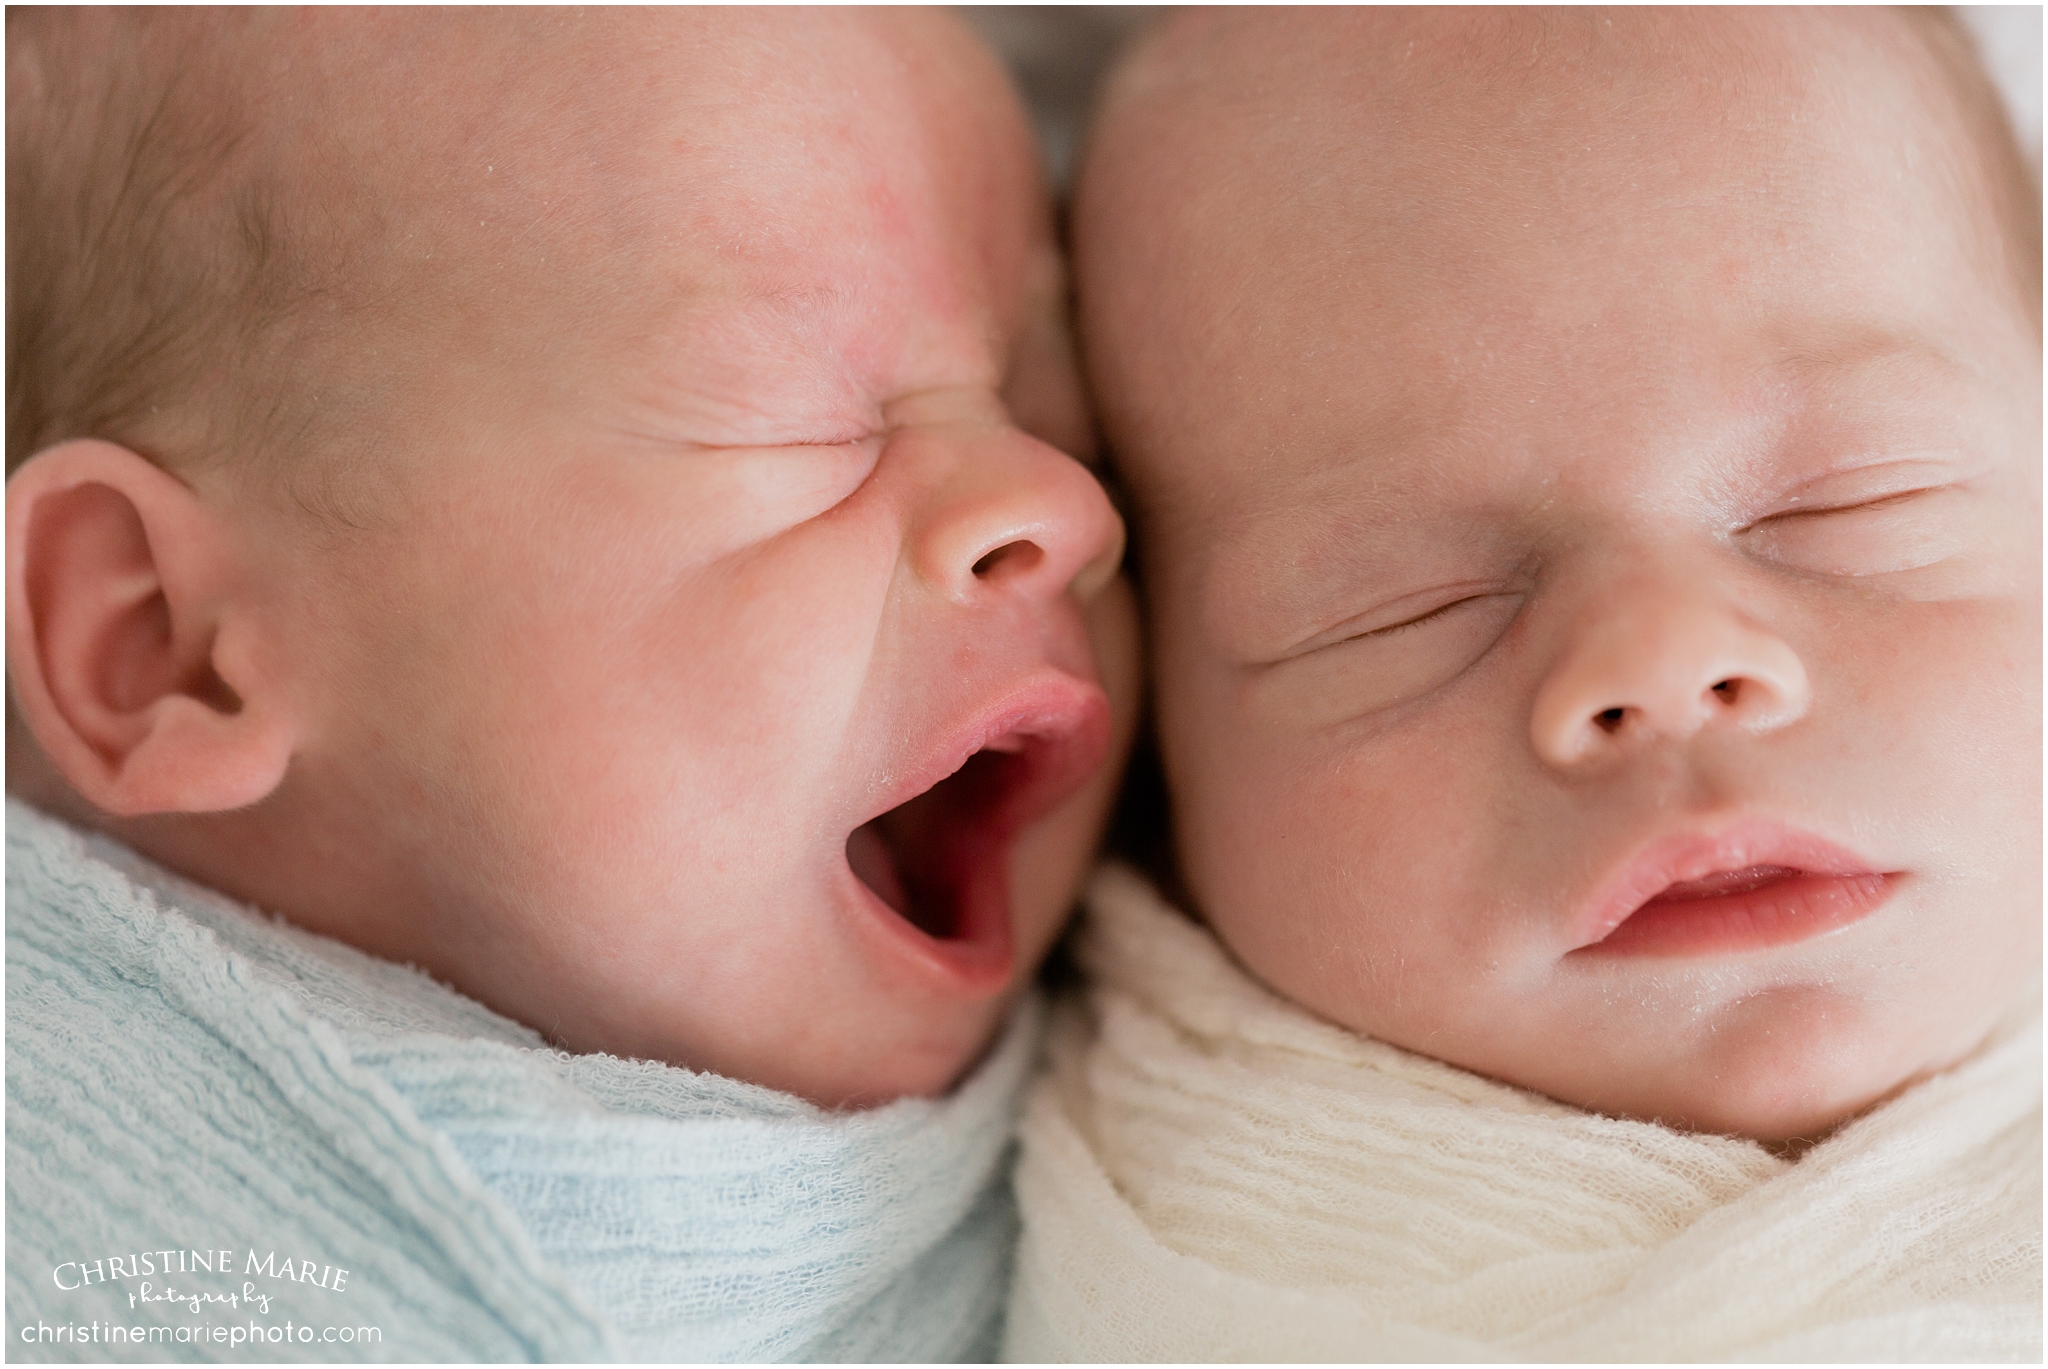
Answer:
1005 864 2042 1362
9 800 1031 1362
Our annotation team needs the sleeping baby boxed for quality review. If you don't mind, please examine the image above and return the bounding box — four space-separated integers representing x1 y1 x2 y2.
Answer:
1008 8 2041 1360
6 9 1136 1360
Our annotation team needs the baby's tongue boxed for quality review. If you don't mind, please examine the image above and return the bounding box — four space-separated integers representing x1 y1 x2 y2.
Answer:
1651 865 1801 902
847 822 914 920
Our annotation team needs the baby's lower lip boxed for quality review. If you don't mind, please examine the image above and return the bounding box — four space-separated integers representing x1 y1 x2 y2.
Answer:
1573 868 1896 958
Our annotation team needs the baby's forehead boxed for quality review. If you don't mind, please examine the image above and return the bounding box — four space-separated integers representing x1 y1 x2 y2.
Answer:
1082 9 2030 513
1089 8 2004 307
1100 8 1987 166
311 12 1031 272
49 10 1045 457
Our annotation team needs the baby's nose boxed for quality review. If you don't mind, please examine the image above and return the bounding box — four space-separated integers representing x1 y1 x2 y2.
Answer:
901 415 1125 607
1529 574 1810 770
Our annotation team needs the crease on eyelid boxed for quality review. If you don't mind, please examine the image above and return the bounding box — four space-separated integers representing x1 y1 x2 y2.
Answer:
1735 479 1956 536
1745 454 1974 524
1738 494 1980 580
1274 586 1519 663
1743 490 1924 531
605 418 885 454
1339 594 1486 643
702 437 886 519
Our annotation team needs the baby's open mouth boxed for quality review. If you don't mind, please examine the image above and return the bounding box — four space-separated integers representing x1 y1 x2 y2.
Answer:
847 745 1024 940
842 690 1111 970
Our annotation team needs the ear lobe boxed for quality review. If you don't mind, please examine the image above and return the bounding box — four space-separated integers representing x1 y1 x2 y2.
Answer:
6 439 294 816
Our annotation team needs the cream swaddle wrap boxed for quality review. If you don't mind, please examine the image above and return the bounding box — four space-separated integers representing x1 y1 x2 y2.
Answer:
1005 864 2042 1362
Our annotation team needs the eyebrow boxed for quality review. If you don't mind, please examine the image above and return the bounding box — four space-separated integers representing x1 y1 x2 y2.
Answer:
743 281 862 321
728 279 882 356
1765 327 1967 385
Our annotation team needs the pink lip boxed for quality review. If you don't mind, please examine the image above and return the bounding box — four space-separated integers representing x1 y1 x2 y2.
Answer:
840 672 1112 995
1569 821 1900 959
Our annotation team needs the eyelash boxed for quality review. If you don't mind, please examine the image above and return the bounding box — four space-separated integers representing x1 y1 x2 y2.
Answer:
1341 594 1485 644
1744 483 1947 532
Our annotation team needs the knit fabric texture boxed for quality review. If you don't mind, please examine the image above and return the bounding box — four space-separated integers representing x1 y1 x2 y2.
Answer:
1005 863 2043 1362
9 800 1032 1362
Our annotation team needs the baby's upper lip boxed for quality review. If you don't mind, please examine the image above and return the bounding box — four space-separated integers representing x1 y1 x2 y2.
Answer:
858 671 1113 835
1571 820 1891 951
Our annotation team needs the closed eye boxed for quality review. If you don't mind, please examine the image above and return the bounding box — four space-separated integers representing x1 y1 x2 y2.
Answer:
728 437 886 517
1258 588 1523 726
1738 478 1972 578
1740 484 1944 532
1337 593 1492 644
1292 587 1514 658
612 435 887 563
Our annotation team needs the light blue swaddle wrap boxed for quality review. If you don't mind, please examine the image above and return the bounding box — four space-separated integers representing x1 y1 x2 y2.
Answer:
7 800 1034 1362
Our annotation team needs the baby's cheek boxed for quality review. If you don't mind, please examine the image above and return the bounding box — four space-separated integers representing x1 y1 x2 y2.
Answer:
1812 591 2036 850
1154 580 1523 1037
1173 713 1474 1031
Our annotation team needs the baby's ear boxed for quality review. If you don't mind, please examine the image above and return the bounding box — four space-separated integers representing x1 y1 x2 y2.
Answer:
6 439 294 816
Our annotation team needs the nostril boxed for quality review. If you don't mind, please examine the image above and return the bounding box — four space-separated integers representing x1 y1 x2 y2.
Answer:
972 539 1044 579
1594 706 1626 734
1711 678 1738 704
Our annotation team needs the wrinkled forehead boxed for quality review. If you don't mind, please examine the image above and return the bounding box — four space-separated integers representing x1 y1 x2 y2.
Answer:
1081 8 2027 545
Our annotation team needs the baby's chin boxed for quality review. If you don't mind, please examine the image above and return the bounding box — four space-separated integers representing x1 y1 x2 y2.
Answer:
1498 983 2006 1146
793 1019 1014 1112
613 985 1017 1112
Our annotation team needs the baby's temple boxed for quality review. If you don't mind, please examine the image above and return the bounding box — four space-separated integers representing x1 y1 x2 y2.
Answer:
6 6 2040 1363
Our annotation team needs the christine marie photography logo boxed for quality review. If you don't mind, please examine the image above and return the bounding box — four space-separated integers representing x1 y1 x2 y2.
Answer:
22 1245 380 1353
52 1245 348 1307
